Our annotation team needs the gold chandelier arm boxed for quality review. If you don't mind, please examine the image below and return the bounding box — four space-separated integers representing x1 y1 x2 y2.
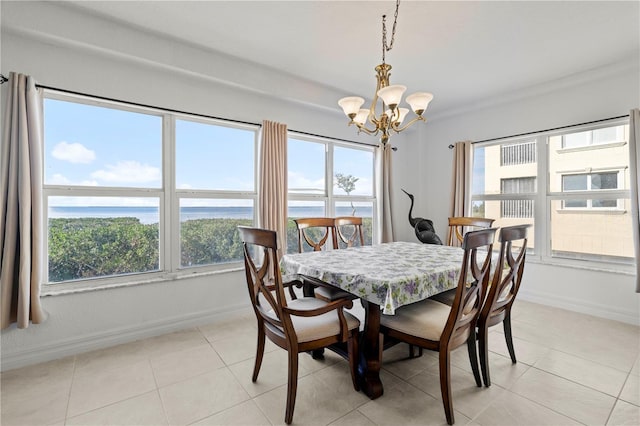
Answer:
391 115 425 133
355 122 380 136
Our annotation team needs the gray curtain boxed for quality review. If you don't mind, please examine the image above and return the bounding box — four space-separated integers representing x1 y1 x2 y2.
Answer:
258 120 288 258
1 72 46 329
376 143 394 243
449 141 472 247
628 109 640 292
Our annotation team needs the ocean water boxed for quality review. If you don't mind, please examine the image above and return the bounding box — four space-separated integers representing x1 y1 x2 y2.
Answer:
49 206 373 225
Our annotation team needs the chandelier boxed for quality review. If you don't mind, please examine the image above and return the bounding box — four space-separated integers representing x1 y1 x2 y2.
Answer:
338 0 433 146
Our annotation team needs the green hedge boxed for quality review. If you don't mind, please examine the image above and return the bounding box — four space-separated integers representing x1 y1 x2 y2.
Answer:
48 217 373 282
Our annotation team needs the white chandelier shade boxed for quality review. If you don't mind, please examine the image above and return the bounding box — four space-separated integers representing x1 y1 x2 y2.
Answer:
337 1 433 145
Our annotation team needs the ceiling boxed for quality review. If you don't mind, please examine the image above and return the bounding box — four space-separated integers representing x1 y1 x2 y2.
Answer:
63 1 639 117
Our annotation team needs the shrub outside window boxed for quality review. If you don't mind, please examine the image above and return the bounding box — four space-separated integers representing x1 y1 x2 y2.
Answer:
43 92 258 291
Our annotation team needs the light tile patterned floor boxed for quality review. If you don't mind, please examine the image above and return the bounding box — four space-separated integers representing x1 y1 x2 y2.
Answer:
1 301 639 425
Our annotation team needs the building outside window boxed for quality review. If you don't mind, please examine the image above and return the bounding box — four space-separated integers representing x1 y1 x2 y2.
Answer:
471 119 632 266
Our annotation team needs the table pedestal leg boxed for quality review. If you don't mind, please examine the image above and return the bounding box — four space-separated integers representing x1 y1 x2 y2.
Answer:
358 300 383 399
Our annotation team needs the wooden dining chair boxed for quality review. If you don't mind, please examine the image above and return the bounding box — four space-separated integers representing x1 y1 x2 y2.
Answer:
447 216 495 246
334 216 365 248
238 226 360 425
294 217 354 302
380 228 497 425
293 217 338 253
477 224 530 387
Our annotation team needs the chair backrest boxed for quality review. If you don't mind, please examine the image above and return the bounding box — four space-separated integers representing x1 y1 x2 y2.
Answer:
238 226 292 333
443 227 497 348
334 216 365 248
447 216 496 246
479 224 530 327
294 217 338 253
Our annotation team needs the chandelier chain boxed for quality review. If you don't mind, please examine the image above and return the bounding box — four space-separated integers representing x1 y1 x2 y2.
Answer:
382 0 400 63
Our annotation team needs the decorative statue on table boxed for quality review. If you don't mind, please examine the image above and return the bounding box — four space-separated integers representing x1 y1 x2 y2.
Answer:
401 189 443 245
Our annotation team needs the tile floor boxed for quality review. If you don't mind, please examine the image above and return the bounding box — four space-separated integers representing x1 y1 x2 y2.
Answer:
1 300 639 425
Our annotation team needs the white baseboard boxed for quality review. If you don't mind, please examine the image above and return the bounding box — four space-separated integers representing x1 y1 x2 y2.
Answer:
518 289 640 326
1 303 251 371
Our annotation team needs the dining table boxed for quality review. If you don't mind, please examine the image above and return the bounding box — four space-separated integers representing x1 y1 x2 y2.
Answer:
280 241 469 399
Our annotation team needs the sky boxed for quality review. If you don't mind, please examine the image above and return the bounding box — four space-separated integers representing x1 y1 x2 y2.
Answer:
44 98 374 206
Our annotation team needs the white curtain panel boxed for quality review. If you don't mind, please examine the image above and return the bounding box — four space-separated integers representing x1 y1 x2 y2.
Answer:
258 120 288 258
0 72 46 329
449 141 472 247
376 143 394 243
628 108 640 292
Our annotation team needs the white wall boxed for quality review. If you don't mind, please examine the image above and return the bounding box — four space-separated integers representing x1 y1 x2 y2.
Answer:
0 1 413 370
414 59 640 326
1 1 637 371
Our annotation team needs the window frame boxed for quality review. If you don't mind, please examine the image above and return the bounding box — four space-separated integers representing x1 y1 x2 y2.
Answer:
286 132 377 251
560 170 624 210
42 90 259 294
470 117 633 272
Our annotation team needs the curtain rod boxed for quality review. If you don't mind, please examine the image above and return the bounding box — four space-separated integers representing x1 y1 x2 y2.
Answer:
448 114 629 149
0 74 377 149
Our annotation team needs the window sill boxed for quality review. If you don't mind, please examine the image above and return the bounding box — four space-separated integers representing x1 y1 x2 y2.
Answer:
528 256 635 275
555 208 626 215
41 264 244 296
556 140 626 154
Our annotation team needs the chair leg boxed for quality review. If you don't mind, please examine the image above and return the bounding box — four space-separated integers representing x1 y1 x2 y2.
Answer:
348 330 360 391
252 325 266 382
503 313 517 363
408 344 424 358
478 324 490 387
439 349 455 425
285 350 299 425
467 328 482 387
311 349 325 360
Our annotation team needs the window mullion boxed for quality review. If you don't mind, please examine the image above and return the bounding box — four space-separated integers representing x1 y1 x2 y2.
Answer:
165 114 176 273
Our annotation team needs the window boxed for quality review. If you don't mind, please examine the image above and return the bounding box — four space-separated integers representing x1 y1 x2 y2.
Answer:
471 119 633 266
562 125 626 149
175 118 256 268
500 140 536 166
500 177 535 218
561 172 620 209
43 92 258 290
286 135 376 253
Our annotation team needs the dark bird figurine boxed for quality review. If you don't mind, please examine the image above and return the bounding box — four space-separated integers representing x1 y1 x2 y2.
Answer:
401 188 443 245
414 219 443 245
401 188 424 228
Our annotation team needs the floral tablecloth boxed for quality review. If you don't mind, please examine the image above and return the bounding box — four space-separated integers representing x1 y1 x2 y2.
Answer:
280 242 466 315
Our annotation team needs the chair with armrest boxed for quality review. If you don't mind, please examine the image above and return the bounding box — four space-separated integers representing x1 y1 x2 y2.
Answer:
447 216 496 246
477 224 530 387
334 216 365 248
380 228 497 425
238 226 360 425
294 217 354 302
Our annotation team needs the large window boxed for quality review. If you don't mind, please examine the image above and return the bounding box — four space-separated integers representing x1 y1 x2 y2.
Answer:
43 92 258 290
286 135 375 253
471 119 632 266
175 118 256 268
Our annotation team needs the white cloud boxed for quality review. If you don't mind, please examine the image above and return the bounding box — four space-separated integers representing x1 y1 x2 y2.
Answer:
178 183 193 189
287 171 324 192
47 173 98 186
91 161 161 184
48 173 71 185
51 141 95 164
